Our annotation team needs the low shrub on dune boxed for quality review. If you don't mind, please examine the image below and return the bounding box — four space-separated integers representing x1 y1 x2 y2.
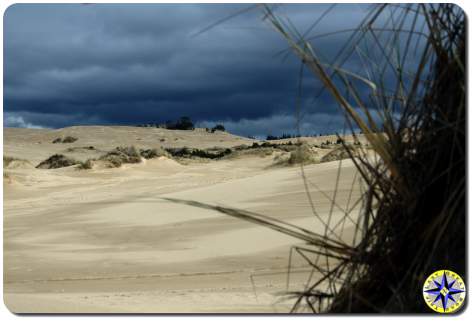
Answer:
99 146 142 168
66 146 95 152
62 136 78 143
52 136 78 144
139 147 169 159
77 159 94 170
320 145 355 163
165 147 232 159
77 146 167 169
36 154 79 169
287 144 317 165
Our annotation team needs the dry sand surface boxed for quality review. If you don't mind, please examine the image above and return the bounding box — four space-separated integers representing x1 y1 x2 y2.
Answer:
3 126 363 313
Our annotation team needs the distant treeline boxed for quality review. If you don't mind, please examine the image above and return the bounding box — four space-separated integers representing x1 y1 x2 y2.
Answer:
136 116 195 130
266 133 299 140
136 117 226 132
136 117 362 139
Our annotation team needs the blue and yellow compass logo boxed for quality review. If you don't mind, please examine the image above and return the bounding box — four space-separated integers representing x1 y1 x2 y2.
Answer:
423 270 466 313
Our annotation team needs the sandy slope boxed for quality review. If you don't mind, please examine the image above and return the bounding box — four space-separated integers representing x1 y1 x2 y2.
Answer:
3 126 362 313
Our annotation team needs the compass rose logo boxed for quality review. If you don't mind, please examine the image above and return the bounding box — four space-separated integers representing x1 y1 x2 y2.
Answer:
423 270 466 313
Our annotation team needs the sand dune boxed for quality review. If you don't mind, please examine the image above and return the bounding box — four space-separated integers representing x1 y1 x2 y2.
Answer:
3 126 362 313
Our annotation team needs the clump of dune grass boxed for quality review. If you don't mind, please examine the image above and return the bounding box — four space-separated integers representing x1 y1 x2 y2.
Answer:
139 147 169 159
230 142 300 159
287 144 317 165
81 147 168 169
165 147 232 160
77 159 94 170
52 136 78 144
270 143 318 166
36 154 79 169
320 145 355 163
99 146 142 168
228 146 275 159
62 136 78 143
66 146 95 152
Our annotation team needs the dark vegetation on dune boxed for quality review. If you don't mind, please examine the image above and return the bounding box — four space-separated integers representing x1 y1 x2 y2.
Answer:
33 140 353 171
320 146 355 163
66 146 95 152
36 154 79 169
52 136 78 144
77 159 94 170
81 146 168 169
98 146 142 167
35 146 169 170
139 148 167 160
165 147 232 159
287 144 317 165
165 141 344 162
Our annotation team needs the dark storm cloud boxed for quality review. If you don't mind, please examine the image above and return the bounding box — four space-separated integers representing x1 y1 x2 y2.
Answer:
3 3 371 136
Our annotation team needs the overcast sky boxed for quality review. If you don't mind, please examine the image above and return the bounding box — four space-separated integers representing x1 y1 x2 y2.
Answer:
4 3 374 137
